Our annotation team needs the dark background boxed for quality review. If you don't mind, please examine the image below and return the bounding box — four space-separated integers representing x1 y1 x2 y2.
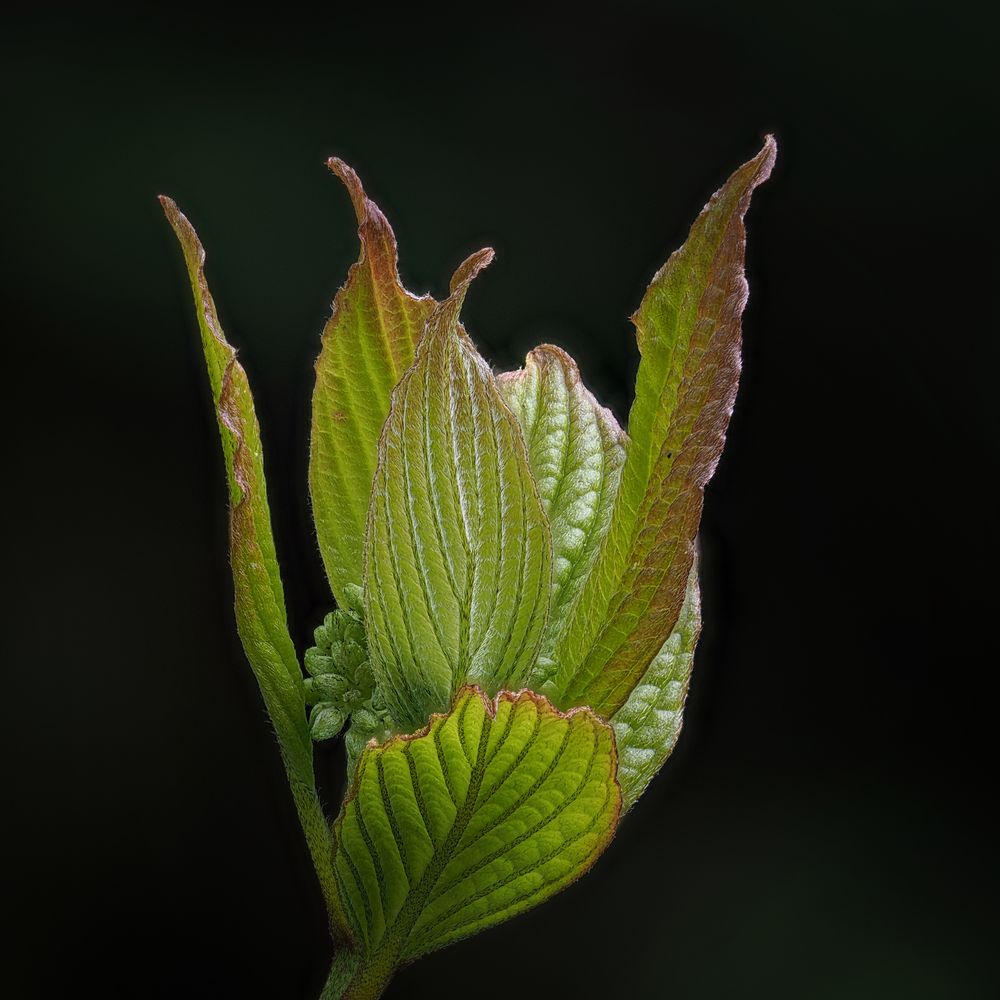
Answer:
3 4 995 997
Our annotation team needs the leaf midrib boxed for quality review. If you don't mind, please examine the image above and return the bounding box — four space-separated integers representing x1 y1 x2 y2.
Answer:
557 203 742 707
364 706 494 971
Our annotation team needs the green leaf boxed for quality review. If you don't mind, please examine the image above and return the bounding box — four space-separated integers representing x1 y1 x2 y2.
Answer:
497 345 627 684
310 160 437 607
611 565 701 812
160 197 344 933
330 686 620 990
363 251 552 733
548 137 776 717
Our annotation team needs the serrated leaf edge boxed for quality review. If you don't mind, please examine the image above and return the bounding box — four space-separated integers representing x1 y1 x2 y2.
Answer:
331 684 622 962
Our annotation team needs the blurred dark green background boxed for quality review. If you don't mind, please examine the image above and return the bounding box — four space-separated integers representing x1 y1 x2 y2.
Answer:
3 5 995 998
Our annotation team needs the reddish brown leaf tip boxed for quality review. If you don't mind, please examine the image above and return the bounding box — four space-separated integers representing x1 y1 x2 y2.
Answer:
158 194 183 228
527 343 581 379
326 157 368 225
752 133 778 186
158 196 204 258
448 247 495 296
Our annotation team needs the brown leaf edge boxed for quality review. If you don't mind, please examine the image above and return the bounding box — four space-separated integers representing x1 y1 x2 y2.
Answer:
322 158 437 380
360 244 553 732
496 342 628 680
332 684 622 961
496 342 629 448
159 194 345 938
558 134 777 716
309 160 439 607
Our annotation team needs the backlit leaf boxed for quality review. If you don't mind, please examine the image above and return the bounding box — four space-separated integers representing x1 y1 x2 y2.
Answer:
310 161 437 607
330 686 620 985
363 252 552 732
497 345 626 683
161 197 343 930
549 137 776 716
611 565 701 812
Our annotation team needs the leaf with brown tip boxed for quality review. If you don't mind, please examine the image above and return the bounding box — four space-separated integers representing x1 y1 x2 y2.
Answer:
310 161 437 609
363 251 552 733
549 136 776 717
161 197 345 933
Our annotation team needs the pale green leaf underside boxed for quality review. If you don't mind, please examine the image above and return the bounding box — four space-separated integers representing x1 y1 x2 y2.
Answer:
310 160 436 607
331 686 620 969
364 252 552 732
611 565 701 812
551 137 776 717
497 345 626 686
160 197 342 929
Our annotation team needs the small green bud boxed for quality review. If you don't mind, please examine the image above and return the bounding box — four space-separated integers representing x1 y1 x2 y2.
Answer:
304 604 390 744
309 703 347 741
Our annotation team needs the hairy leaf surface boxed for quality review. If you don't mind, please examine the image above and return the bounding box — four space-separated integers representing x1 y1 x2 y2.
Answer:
364 252 552 732
331 686 620 978
161 198 342 926
550 137 776 716
611 566 701 812
310 160 436 607
497 345 626 682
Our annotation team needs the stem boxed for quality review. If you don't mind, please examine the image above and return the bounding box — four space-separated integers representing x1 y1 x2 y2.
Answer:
286 772 341 925
319 948 395 1000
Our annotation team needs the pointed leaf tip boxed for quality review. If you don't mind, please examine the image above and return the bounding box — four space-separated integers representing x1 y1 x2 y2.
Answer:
158 194 192 234
364 243 550 731
549 136 775 717
755 132 777 160
448 246 495 296
326 156 368 224
159 196 188 249
745 134 777 192
162 202 342 925
310 159 437 607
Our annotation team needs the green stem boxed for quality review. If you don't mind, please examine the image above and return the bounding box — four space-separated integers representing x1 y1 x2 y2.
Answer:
319 948 395 1000
286 772 341 925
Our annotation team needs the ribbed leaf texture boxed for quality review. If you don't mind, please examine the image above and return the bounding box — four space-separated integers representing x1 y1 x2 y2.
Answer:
165 141 775 1000
497 345 627 685
329 686 620 994
310 160 436 606
550 137 776 717
363 252 552 732
611 566 701 811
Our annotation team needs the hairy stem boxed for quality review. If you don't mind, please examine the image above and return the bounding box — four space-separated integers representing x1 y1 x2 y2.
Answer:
319 948 393 1000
